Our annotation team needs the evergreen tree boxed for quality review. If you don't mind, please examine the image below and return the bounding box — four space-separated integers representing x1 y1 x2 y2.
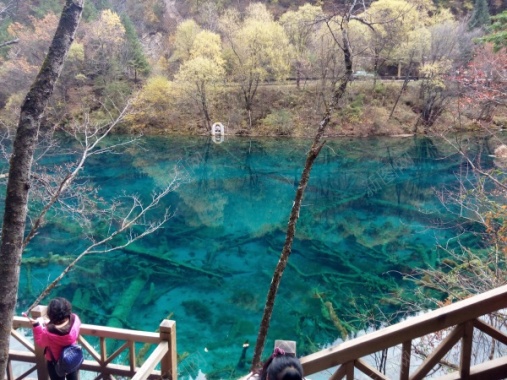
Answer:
469 0 491 30
480 11 507 51
121 14 150 81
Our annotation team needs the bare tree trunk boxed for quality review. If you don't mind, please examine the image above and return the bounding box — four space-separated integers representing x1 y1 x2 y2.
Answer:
250 14 354 371
389 56 415 120
0 1 84 378
199 83 212 132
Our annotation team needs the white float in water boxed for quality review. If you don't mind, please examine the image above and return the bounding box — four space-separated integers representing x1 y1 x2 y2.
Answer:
211 122 225 144
211 122 224 136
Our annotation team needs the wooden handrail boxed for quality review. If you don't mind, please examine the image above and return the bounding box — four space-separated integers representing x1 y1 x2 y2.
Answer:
9 307 177 380
300 283 507 379
10 285 507 380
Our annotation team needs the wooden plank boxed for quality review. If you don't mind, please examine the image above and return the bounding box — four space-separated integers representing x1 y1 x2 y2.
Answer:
100 337 107 363
13 365 37 380
301 284 507 375
346 362 354 380
79 336 101 363
80 359 139 377
13 316 160 343
6 359 13 380
105 341 130 365
81 324 160 343
355 358 389 379
329 363 349 380
132 342 168 380
160 319 176 380
8 351 35 362
410 325 463 380
460 321 473 378
129 341 136 373
14 367 37 380
474 318 507 346
10 314 172 380
10 329 34 353
435 355 507 380
400 341 411 380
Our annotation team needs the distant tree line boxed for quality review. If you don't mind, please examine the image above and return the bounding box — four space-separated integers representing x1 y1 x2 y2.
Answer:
0 0 505 134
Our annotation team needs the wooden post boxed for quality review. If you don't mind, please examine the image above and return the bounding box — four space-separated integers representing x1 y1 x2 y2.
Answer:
460 321 474 378
159 320 176 379
400 340 411 380
31 306 49 380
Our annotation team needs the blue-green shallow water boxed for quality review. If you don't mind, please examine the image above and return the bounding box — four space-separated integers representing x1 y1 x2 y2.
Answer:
15 135 489 379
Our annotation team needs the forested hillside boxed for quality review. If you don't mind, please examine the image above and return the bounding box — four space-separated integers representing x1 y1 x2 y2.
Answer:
0 0 506 136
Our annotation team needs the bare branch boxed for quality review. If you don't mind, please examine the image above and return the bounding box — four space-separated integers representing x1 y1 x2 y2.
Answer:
0 38 18 48
24 175 180 313
441 134 507 192
23 104 132 247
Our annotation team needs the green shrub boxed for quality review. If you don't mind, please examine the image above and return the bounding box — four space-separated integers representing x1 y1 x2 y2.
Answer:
340 94 364 122
259 109 294 135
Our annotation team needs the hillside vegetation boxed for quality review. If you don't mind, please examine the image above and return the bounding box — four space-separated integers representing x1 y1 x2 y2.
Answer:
0 0 506 137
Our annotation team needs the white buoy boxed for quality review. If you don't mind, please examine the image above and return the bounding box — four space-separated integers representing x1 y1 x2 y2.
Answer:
211 122 225 136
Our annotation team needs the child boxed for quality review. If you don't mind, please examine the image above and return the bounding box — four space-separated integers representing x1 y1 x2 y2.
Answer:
26 297 82 380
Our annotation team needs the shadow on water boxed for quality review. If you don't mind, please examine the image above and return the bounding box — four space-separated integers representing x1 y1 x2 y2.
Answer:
16 135 493 378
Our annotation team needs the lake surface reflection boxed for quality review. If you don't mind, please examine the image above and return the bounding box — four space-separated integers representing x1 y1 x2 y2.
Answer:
17 135 490 379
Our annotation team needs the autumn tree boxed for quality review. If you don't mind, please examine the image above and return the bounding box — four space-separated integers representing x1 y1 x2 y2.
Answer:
0 2 84 377
0 0 17 49
0 12 59 111
175 30 225 131
170 19 201 65
279 4 323 88
452 42 507 122
82 8 125 80
219 3 292 128
125 75 178 131
1 5 179 380
416 19 478 130
195 0 221 32
358 0 421 77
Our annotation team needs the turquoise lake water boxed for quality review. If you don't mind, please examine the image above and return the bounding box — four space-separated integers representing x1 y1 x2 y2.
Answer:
15 135 491 379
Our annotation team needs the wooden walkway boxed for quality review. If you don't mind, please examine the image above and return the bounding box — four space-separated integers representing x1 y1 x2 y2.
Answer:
9 285 507 379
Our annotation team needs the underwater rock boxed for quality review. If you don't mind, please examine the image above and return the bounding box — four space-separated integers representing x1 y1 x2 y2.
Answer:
494 144 507 168
494 144 507 158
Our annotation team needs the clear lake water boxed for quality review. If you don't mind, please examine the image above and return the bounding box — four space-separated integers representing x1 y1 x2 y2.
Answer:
14 134 495 379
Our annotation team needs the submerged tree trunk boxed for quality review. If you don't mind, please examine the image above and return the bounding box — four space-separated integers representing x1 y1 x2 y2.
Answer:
0 1 84 378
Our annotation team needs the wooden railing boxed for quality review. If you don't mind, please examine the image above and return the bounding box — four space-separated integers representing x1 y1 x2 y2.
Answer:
9 285 507 380
299 284 507 380
9 305 177 380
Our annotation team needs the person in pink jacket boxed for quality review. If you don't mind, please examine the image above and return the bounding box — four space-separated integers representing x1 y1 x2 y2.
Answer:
29 298 82 380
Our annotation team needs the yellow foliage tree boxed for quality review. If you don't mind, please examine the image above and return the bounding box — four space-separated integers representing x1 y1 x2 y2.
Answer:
219 2 292 125
359 0 421 75
280 4 323 88
83 9 126 77
175 30 225 131
170 19 202 63
94 9 126 47
0 13 59 110
125 76 176 130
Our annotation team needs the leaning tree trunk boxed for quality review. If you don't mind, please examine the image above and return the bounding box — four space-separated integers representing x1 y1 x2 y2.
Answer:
0 1 84 378
250 16 354 371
